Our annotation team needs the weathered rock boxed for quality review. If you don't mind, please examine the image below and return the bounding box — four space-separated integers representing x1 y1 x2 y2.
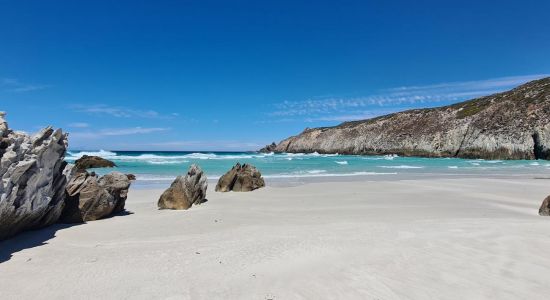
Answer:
215 163 265 192
126 174 136 180
158 164 207 210
0 112 72 240
539 195 550 216
269 78 550 160
259 142 277 153
75 155 116 171
60 171 131 223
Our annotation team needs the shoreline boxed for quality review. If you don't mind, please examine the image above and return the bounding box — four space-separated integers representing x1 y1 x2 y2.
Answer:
128 171 550 189
2 176 550 299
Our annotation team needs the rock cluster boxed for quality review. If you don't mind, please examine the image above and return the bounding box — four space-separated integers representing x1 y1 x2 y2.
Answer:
215 163 265 192
158 164 207 210
269 78 550 160
75 155 116 171
0 112 73 240
61 171 131 223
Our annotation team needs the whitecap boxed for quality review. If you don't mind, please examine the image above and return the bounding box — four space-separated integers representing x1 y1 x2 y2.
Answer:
335 161 348 165
379 165 424 169
67 149 117 158
307 169 327 174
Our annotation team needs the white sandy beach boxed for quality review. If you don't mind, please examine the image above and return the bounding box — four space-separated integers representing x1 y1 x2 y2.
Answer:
1 177 550 299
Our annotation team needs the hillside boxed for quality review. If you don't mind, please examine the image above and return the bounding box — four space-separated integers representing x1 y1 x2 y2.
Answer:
266 77 550 159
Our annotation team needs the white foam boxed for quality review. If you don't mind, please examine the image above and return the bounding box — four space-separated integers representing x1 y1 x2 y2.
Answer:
379 165 424 169
335 161 348 165
67 149 117 158
148 160 189 165
307 169 327 174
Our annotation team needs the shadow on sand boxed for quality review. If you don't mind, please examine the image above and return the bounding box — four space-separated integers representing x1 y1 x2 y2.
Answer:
0 210 134 263
0 223 80 263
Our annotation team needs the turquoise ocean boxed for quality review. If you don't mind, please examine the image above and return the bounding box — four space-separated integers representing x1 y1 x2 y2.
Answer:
65 150 550 188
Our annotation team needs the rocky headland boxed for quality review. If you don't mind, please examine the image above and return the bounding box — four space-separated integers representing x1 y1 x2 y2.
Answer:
267 78 550 160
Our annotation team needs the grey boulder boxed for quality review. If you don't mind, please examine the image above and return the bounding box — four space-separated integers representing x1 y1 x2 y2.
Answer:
0 112 72 240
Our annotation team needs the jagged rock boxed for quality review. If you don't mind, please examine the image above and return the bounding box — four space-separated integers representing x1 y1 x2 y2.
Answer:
259 142 277 153
0 112 72 240
158 164 207 210
60 171 131 223
539 195 550 216
126 174 136 180
269 78 550 160
215 163 265 192
75 155 116 171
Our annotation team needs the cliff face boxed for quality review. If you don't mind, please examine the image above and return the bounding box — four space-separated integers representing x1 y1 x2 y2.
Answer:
271 78 550 160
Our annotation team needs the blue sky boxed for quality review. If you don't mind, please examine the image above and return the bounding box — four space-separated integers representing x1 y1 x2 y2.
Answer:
1 0 549 151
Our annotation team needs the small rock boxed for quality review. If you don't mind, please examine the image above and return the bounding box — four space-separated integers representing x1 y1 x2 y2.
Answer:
75 155 116 171
539 195 550 216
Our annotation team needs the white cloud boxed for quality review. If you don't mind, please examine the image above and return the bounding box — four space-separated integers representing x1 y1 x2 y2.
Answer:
304 109 402 122
72 104 176 119
270 74 549 122
0 78 50 92
146 140 262 148
70 127 170 138
68 122 90 128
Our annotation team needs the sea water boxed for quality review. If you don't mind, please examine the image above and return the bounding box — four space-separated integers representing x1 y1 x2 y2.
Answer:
65 150 550 188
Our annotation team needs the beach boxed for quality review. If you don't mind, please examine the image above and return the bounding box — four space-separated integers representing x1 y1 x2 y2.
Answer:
2 177 550 299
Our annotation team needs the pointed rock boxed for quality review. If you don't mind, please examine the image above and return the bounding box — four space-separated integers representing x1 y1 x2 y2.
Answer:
158 164 207 210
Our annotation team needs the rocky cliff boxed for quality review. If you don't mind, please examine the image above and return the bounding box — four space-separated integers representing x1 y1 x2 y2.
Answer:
0 112 72 240
269 77 550 160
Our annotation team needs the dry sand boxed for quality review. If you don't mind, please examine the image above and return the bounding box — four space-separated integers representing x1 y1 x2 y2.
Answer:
1 177 550 299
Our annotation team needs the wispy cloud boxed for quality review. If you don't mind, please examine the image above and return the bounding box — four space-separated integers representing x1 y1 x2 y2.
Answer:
70 127 170 138
0 78 50 92
271 74 549 122
68 122 90 128
72 104 177 119
146 140 262 148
